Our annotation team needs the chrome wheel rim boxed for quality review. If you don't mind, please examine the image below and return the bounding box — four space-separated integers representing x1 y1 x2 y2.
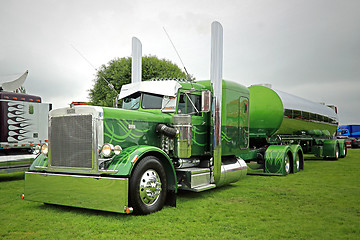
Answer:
296 155 300 171
139 169 162 206
285 155 290 174
336 146 339 159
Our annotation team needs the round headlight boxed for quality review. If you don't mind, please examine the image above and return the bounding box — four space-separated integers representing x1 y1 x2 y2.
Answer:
101 143 114 157
34 144 41 154
41 143 48 156
114 145 122 155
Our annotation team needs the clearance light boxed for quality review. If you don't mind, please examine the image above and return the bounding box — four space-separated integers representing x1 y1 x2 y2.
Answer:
131 155 139 164
101 143 114 157
41 143 49 156
124 207 133 214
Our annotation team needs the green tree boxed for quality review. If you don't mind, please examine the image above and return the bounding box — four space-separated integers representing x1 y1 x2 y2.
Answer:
89 55 188 107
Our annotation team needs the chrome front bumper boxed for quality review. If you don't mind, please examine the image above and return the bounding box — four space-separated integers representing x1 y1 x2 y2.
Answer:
24 172 129 213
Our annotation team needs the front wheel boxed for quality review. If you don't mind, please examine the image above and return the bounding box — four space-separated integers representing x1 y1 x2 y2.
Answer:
129 156 167 215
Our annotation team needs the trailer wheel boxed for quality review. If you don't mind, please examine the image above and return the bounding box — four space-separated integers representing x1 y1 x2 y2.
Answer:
334 144 340 160
340 143 347 158
130 156 167 215
284 153 291 175
295 153 300 172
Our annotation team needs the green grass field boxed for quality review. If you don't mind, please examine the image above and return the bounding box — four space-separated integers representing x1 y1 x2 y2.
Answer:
1 149 359 239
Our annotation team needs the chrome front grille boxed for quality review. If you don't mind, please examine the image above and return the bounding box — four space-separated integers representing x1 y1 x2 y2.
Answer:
50 115 93 168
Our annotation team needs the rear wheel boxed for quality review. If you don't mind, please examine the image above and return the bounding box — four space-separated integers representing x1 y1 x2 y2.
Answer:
130 156 167 215
295 153 300 172
334 144 340 160
340 143 347 158
284 153 291 175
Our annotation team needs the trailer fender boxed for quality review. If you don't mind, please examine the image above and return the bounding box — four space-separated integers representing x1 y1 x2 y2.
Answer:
337 139 347 158
289 145 304 173
107 145 177 192
264 145 293 175
323 139 340 160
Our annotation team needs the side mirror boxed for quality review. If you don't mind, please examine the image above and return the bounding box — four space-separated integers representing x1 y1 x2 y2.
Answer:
201 90 211 112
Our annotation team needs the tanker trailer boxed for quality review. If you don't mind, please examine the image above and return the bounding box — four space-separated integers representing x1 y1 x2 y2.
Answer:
241 85 346 176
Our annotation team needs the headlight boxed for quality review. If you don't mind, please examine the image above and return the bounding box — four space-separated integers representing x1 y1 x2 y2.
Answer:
34 144 41 154
114 145 122 155
41 143 49 156
101 143 114 157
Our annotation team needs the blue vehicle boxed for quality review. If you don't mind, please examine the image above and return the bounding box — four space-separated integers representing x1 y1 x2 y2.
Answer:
337 125 360 148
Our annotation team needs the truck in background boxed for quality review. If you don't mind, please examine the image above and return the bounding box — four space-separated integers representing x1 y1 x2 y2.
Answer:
23 22 346 215
337 125 360 148
0 71 51 174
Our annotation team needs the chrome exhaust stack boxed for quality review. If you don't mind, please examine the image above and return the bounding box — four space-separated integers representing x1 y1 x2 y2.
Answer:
210 21 247 186
131 37 142 83
210 21 223 185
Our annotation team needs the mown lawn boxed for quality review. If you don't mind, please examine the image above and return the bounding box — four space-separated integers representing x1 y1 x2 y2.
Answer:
1 149 359 239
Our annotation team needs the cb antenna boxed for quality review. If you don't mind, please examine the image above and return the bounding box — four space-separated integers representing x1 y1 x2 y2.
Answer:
163 27 192 82
71 44 119 107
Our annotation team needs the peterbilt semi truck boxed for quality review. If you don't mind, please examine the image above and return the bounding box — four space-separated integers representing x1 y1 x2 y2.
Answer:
23 22 345 214
0 71 51 174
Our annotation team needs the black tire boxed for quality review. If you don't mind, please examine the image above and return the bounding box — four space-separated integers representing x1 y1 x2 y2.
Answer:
129 156 167 215
340 143 347 158
334 144 340 160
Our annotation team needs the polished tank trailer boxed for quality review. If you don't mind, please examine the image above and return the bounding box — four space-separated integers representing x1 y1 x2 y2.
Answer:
242 85 346 175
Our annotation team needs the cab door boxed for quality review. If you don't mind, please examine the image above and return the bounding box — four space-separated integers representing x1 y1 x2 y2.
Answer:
177 92 208 156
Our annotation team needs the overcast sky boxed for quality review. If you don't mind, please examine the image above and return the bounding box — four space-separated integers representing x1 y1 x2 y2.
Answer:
1 0 359 124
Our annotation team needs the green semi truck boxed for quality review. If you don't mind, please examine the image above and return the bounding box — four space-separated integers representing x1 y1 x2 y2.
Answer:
23 22 345 214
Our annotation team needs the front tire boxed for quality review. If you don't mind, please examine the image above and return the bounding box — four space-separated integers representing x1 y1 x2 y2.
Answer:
130 156 167 215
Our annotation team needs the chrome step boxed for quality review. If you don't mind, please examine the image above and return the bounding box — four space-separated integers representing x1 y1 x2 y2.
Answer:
176 167 214 191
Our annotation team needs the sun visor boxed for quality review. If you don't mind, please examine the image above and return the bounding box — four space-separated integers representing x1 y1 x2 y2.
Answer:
119 80 182 99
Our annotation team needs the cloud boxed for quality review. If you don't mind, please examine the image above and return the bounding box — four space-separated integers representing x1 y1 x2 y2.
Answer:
0 0 359 124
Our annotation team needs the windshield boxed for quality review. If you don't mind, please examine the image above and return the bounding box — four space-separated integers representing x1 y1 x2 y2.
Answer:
142 93 163 109
122 92 164 110
122 92 141 110
337 129 349 135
